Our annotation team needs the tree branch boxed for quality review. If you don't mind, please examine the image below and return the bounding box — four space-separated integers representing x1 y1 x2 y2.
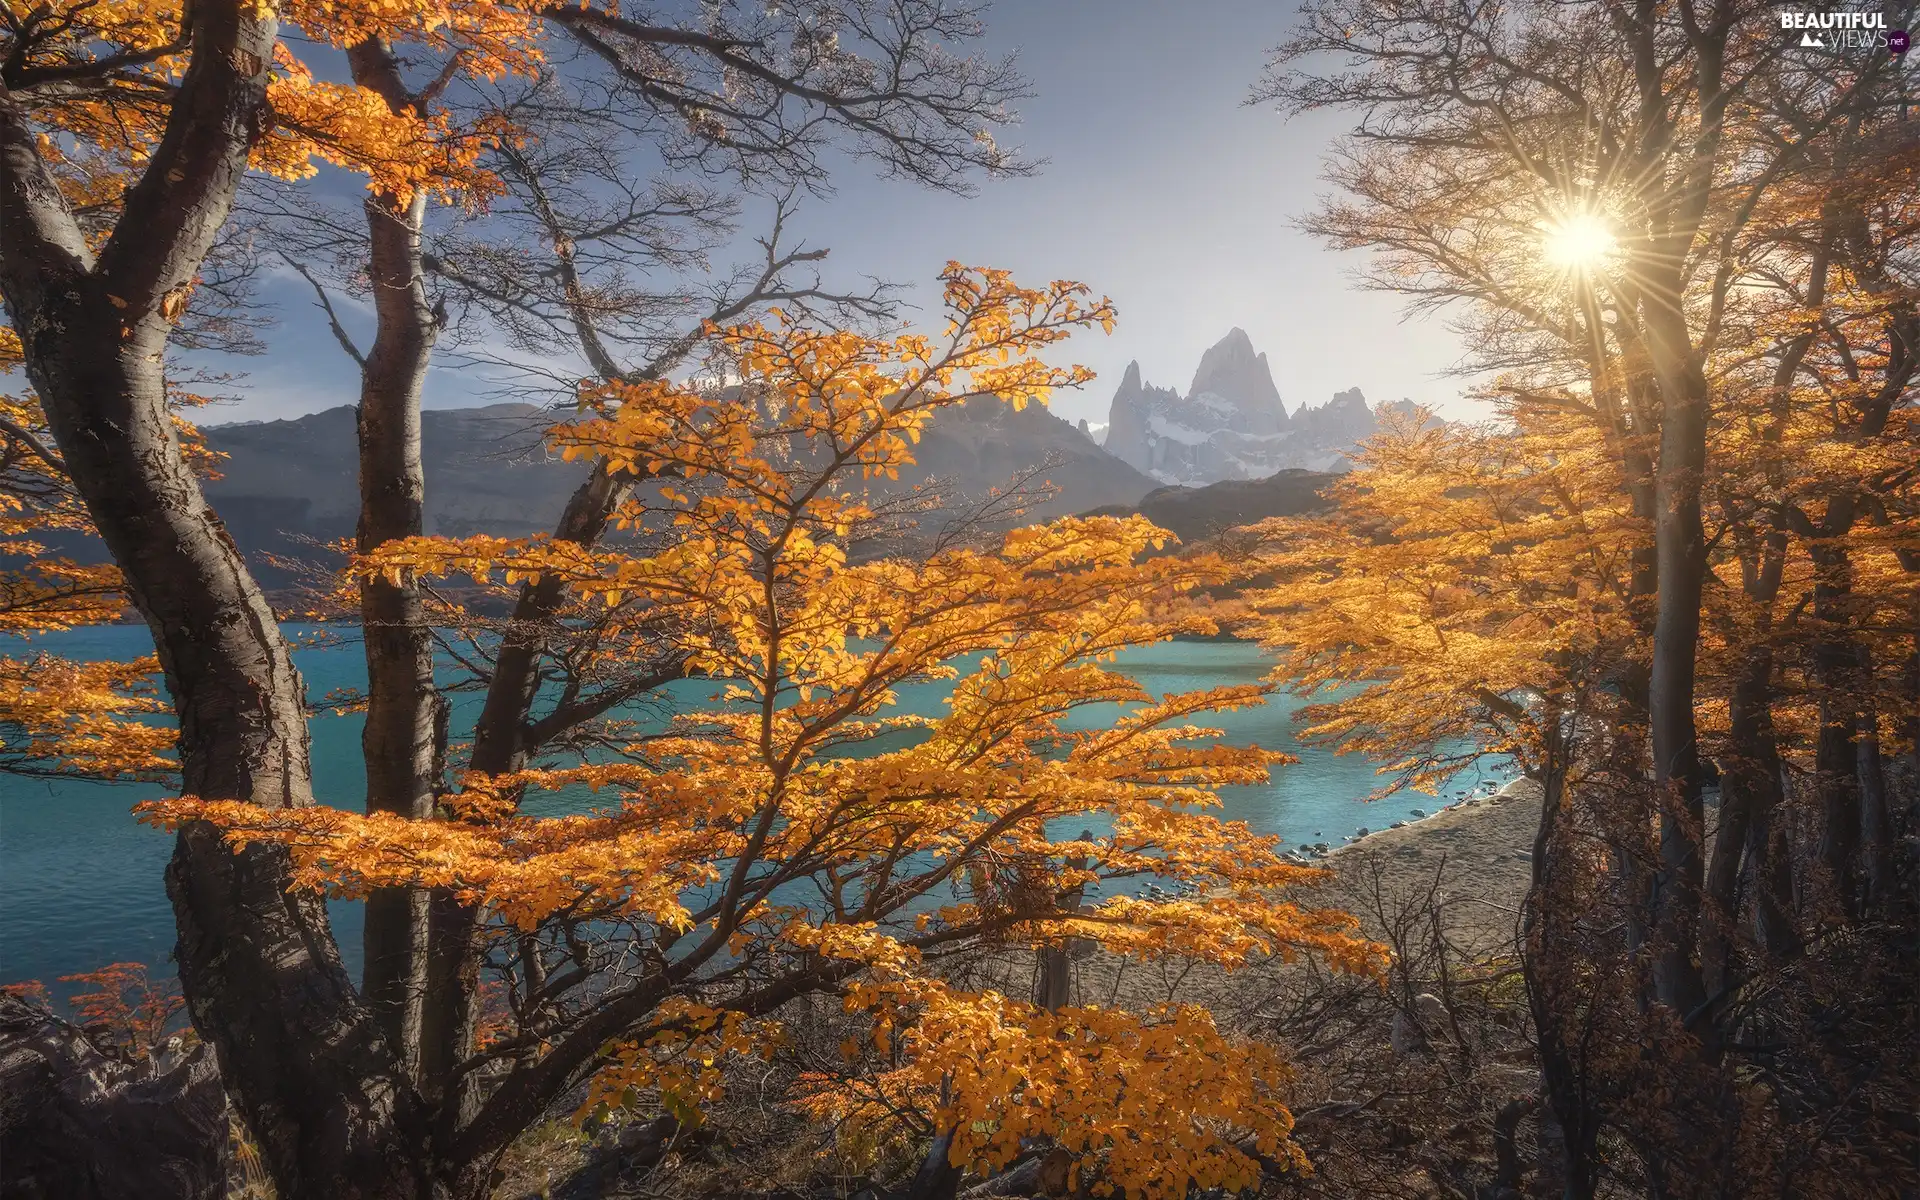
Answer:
280 255 367 368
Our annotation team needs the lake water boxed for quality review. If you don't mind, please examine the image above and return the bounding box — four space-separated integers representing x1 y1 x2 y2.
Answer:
0 626 1509 987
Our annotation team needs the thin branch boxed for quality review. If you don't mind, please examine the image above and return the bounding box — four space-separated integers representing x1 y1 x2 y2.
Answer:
281 254 367 368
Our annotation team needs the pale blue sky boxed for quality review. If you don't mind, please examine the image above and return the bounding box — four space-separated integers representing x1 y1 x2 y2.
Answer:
215 0 1474 428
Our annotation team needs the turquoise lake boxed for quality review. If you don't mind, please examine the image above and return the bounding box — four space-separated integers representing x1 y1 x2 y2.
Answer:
0 626 1509 987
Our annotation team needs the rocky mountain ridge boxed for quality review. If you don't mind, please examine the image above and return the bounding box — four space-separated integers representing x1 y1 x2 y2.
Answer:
1101 329 1425 486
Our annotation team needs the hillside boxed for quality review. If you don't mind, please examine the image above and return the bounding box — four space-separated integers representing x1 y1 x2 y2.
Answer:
196 404 580 585
204 402 577 536
894 395 1157 519
1082 467 1336 545
195 398 1156 583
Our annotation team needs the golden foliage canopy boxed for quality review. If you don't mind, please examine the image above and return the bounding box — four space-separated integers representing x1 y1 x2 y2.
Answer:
1242 404 1645 793
0 331 173 779
139 267 1385 1196
9 0 539 208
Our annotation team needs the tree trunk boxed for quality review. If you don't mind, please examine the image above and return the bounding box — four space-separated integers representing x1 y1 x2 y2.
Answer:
418 889 485 1132
1702 516 1793 990
1808 540 1862 917
24 247 435 1200
348 49 449 1070
417 461 633 1117
1903 569 1920 784
1856 697 1893 910
332 33 470 1106
0 8 429 1193
1641 302 1711 1029
1522 750 1599 1200
1732 656 1798 963
1903 565 1920 784
1704 646 1797 991
907 1128 964 1200
1034 837 1089 1013
469 460 633 776
1581 314 1658 980
1701 651 1756 1001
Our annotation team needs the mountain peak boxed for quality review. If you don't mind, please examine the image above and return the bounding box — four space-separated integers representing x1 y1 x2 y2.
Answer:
1290 386 1375 447
1102 340 1402 486
1187 329 1287 432
1190 328 1257 377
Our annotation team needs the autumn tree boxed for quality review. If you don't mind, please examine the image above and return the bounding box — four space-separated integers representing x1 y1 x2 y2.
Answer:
0 329 175 780
0 1 1110 1194
1241 404 1656 1193
1259 0 1856 1022
252 0 1025 1082
2 0 544 1182
1731 118 1919 916
136 266 1386 1197
1253 1 1917 1194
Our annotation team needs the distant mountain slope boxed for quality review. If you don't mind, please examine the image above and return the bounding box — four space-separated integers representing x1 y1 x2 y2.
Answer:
897 396 1156 519
200 404 582 583
1082 467 1337 546
205 403 578 539
197 397 1155 582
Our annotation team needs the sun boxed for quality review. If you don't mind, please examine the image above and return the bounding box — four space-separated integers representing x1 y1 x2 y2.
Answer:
1541 212 1618 271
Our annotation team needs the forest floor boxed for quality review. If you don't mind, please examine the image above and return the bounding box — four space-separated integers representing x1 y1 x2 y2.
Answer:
499 781 1552 1199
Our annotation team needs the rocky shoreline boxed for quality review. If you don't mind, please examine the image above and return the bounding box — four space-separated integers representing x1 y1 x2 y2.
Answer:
1315 777 1546 952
